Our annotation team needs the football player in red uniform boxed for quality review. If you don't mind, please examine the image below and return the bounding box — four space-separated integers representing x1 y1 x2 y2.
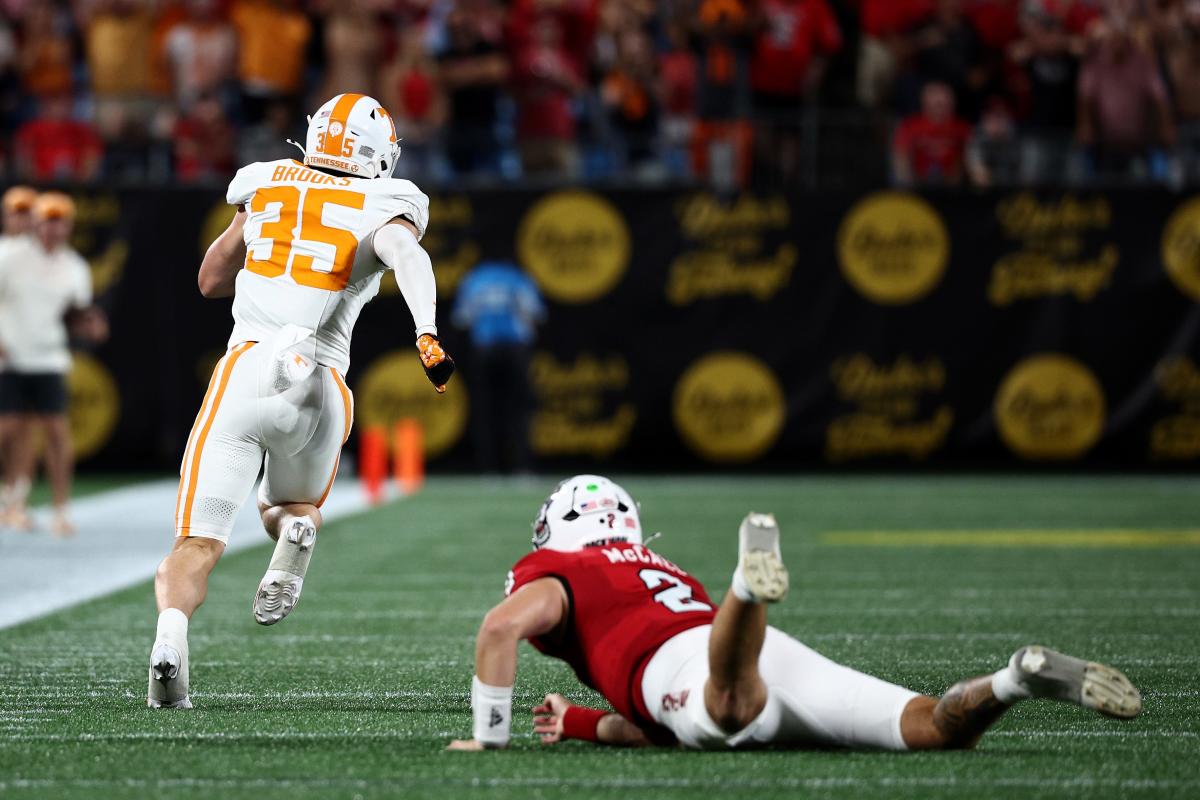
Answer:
447 475 1142 751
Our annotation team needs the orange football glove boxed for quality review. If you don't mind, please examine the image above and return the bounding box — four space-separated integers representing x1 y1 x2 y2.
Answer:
417 333 455 393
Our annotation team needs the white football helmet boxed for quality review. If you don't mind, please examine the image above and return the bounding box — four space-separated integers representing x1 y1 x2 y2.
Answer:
531 475 643 552
300 93 400 179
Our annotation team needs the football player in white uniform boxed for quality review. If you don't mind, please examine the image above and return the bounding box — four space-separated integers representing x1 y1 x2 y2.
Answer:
148 93 455 708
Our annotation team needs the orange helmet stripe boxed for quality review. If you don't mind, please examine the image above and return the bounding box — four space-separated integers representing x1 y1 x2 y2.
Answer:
375 106 397 144
320 92 366 157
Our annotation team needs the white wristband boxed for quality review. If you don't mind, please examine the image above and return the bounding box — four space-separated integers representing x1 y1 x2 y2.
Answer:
471 676 513 747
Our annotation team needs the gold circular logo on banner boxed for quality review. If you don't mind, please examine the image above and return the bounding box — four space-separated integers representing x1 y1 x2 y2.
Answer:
837 192 949 304
994 354 1105 460
517 191 630 303
1161 196 1200 301
200 201 237 256
673 352 785 462
356 351 468 459
68 352 120 460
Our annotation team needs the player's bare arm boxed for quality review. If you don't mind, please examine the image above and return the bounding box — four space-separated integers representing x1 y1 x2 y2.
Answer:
447 577 568 751
373 217 455 392
532 694 651 747
476 578 568 686
197 209 247 298
385 216 420 238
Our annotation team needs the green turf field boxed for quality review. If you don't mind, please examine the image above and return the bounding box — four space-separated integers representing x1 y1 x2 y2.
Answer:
1 475 1198 799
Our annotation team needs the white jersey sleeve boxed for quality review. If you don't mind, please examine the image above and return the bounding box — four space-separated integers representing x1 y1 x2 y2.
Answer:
362 178 430 241
226 162 270 207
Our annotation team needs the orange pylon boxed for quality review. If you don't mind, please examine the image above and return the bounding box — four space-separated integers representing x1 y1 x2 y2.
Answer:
394 418 424 494
360 426 387 504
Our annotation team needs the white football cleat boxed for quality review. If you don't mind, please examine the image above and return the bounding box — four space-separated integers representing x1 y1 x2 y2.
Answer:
253 517 317 625
1009 645 1142 719
734 512 788 603
147 642 191 709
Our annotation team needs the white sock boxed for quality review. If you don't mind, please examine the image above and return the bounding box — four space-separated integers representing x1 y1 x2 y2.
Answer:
267 514 317 574
156 608 189 647
991 665 1032 704
278 514 313 538
731 569 756 603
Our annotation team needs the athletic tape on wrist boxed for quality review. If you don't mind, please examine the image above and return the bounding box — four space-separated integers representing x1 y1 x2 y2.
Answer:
471 676 513 747
561 705 607 742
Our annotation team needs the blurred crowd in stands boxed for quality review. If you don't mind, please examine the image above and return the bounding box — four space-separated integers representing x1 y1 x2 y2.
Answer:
0 0 1197 189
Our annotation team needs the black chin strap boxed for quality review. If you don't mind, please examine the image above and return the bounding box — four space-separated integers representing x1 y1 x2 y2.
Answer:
308 164 353 178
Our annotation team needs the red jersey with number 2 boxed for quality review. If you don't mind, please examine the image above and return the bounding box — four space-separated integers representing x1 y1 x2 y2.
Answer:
507 543 716 733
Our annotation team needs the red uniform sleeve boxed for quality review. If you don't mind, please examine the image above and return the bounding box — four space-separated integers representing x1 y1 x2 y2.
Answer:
507 549 570 597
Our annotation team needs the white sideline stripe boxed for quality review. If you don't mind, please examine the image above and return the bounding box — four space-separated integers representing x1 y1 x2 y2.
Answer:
0 478 384 630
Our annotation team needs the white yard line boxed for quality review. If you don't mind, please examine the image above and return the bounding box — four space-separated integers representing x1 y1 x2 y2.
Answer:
0 479 383 631
0 776 1196 791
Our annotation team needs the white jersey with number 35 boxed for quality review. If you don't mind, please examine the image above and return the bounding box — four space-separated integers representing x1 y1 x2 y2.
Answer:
224 158 429 373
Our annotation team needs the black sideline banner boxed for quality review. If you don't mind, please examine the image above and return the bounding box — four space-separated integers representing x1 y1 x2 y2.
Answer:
54 186 1200 471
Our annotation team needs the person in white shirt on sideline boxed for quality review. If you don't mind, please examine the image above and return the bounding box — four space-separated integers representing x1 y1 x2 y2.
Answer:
0 186 38 500
0 192 108 536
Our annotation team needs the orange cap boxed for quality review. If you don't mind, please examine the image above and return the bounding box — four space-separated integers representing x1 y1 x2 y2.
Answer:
32 192 76 221
2 186 37 213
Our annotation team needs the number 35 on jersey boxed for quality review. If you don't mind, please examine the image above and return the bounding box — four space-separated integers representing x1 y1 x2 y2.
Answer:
226 158 430 294
246 185 363 291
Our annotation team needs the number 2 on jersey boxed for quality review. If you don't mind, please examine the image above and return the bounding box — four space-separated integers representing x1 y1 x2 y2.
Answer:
245 186 365 291
639 569 712 614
